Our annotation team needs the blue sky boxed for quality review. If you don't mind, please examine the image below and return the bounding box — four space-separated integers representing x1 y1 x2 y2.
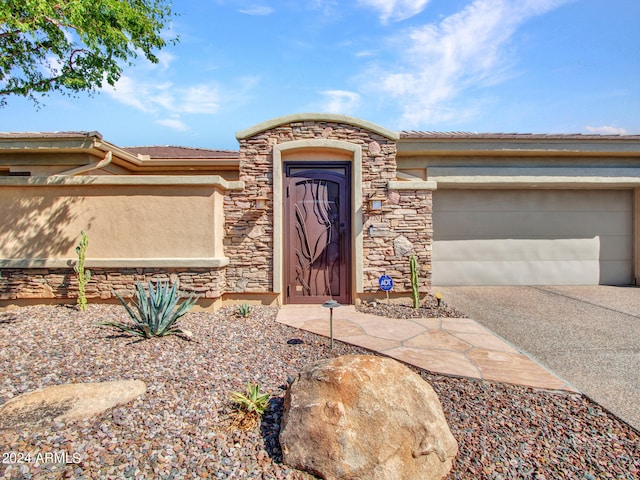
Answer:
2 0 639 150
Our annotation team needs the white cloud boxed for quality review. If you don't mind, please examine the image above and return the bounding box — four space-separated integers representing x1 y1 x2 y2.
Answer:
370 0 571 126
359 0 431 24
584 125 629 135
104 75 151 112
104 77 220 115
239 5 274 15
156 118 189 131
155 51 176 71
321 90 361 114
181 85 221 114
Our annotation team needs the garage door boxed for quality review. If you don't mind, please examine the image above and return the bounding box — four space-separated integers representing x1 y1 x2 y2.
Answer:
432 190 633 286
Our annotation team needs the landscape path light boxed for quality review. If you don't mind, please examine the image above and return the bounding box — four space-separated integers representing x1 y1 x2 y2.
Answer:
321 299 341 349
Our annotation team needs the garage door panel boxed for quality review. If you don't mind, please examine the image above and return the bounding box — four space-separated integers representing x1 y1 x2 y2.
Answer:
434 238 601 261
533 190 631 212
600 236 633 261
600 261 633 285
529 212 632 238
434 212 631 240
432 189 632 286
435 190 632 213
434 212 534 239
434 260 601 285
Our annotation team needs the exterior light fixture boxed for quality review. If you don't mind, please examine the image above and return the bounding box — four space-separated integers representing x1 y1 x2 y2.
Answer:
254 194 268 210
322 299 341 349
369 195 386 211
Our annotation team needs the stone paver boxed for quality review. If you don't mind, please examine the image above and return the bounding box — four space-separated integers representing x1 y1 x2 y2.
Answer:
453 332 519 353
403 330 472 351
339 334 401 351
386 346 481 378
276 305 576 392
354 315 426 342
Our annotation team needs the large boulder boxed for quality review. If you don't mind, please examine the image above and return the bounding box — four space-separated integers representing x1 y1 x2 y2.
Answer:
0 380 146 431
280 355 457 480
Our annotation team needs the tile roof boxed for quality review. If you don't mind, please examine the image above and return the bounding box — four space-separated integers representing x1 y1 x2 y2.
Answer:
0 131 103 140
400 131 640 140
124 146 239 159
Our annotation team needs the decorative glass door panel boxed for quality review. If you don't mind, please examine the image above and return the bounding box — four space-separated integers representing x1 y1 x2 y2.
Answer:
284 164 351 304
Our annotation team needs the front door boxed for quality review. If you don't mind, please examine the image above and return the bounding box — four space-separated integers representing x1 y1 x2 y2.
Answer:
284 163 351 304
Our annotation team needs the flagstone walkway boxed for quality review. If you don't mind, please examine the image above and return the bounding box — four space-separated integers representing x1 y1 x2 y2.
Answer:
276 305 577 392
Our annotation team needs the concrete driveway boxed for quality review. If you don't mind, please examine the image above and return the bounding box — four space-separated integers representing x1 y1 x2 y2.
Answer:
435 285 640 432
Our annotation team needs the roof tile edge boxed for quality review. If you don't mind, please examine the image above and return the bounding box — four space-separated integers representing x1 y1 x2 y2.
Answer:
236 113 400 141
400 131 640 140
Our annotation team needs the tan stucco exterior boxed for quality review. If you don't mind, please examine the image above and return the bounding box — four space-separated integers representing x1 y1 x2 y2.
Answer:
0 176 237 267
0 133 244 305
2 117 640 306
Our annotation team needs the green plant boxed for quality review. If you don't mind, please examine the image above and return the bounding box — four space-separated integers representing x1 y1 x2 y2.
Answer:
410 255 419 309
100 280 197 339
231 382 270 415
1 0 176 106
236 303 252 318
229 382 270 430
74 230 91 312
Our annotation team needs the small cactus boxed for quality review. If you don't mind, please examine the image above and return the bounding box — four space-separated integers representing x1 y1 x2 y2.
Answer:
410 255 419 309
74 230 91 312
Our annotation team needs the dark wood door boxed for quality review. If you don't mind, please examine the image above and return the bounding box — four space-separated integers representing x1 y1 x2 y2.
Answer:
284 164 351 304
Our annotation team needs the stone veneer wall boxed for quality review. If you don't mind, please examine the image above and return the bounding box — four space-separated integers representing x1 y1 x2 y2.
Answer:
363 190 432 293
226 120 432 297
0 268 226 301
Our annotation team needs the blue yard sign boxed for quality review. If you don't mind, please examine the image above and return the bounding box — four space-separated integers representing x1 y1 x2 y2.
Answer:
378 275 394 292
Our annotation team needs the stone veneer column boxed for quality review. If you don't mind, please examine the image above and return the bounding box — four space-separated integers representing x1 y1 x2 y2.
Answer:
226 118 433 298
363 189 432 293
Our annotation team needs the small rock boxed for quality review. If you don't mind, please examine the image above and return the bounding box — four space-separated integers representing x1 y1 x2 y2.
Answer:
0 380 146 431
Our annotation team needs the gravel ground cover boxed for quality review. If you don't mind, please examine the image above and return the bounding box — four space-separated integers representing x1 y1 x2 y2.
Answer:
356 296 466 318
0 304 638 479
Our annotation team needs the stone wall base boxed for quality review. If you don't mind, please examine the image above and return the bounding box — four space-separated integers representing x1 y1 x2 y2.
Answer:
0 267 226 304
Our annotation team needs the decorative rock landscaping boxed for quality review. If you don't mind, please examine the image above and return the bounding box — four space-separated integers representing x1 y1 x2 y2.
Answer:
0 304 638 479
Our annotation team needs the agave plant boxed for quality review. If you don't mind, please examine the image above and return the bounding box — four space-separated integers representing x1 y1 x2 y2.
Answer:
228 382 271 430
101 280 198 339
231 382 270 415
236 303 252 318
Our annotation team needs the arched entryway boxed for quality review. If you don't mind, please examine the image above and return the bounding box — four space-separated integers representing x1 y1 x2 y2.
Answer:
231 113 402 306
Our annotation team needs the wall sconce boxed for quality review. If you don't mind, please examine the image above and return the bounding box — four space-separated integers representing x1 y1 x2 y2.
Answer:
369 195 386 211
254 194 268 210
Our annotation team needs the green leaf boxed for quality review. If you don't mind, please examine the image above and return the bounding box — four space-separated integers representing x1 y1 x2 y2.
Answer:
1 0 178 105
97 321 146 338
230 382 270 415
104 280 198 340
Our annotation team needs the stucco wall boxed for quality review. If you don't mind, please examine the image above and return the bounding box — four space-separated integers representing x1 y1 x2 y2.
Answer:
0 176 238 304
0 182 225 261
